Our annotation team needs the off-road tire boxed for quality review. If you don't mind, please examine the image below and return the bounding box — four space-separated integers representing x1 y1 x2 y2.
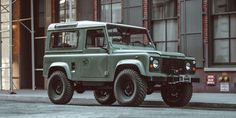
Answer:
114 69 147 106
48 71 74 104
161 83 192 107
94 89 116 105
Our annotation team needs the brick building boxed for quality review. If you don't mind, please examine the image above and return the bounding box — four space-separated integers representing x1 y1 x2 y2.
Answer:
1 0 235 92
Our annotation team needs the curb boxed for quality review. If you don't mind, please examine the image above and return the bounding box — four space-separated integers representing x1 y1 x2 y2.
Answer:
187 102 236 109
143 101 236 109
0 95 236 109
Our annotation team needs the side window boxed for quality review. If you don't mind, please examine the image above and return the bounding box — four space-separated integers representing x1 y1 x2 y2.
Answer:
50 30 79 48
86 29 106 48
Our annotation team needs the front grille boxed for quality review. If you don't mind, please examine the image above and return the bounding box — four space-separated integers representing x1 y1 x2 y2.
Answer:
161 58 185 75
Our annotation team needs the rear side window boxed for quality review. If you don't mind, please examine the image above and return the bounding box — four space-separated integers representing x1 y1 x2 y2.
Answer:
50 30 79 48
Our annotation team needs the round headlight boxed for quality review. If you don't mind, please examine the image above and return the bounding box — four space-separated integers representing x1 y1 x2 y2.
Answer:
153 59 159 69
186 62 191 70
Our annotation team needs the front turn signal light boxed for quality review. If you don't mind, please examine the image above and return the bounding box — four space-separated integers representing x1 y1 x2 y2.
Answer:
192 67 196 73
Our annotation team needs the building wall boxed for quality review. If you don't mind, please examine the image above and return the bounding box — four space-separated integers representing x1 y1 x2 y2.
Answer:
5 0 236 92
92 0 236 93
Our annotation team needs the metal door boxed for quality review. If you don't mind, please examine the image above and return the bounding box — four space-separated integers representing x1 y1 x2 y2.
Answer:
79 28 109 81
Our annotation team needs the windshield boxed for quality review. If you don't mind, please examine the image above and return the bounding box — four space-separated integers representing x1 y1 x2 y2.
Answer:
107 24 155 49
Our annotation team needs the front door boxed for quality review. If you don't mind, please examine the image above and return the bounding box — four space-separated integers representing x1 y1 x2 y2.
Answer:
79 28 109 81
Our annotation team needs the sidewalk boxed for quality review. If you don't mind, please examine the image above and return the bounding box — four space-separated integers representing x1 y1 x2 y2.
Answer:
0 90 236 109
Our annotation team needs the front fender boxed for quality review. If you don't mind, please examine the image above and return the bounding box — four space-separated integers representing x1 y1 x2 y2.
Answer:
49 62 72 80
116 59 146 75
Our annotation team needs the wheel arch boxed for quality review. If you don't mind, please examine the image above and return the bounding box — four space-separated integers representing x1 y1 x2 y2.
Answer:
48 62 72 80
114 59 146 80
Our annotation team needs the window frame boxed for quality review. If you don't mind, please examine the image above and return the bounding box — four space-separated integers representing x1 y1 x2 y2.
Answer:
150 0 178 52
98 0 122 23
211 0 236 65
59 0 77 22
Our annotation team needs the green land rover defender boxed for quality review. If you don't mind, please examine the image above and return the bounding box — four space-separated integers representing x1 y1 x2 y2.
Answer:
43 21 198 107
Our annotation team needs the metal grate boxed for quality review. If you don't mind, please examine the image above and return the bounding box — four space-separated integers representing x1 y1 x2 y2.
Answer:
161 58 185 75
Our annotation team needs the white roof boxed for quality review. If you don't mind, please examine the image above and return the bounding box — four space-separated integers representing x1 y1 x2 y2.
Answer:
47 21 146 30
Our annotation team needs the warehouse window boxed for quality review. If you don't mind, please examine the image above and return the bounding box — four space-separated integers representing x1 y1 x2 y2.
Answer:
59 0 77 22
99 0 122 23
152 0 178 52
212 0 236 64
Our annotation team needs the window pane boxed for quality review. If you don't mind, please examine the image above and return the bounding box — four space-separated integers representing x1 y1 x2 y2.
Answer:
180 1 184 33
213 0 227 13
51 31 78 48
112 3 121 23
59 0 77 22
167 42 178 52
165 0 176 18
167 20 177 41
231 39 236 62
107 25 150 47
214 15 229 38
153 21 165 42
229 0 236 12
152 0 164 19
152 0 176 19
101 0 111 4
38 0 45 28
101 4 112 22
60 0 66 22
100 1 121 23
71 0 77 21
113 0 121 3
157 42 166 51
214 40 229 63
231 15 236 37
71 8 76 21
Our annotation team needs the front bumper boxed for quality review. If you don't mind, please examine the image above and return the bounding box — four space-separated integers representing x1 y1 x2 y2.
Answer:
149 74 200 83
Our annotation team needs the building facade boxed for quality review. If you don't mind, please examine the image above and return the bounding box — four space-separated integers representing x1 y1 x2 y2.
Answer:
1 0 235 92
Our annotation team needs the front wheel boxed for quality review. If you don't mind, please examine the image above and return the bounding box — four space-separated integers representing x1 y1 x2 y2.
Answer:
114 69 147 106
48 71 74 104
161 83 192 107
94 89 116 105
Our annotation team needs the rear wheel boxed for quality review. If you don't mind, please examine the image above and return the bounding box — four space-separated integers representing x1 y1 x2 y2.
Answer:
94 89 116 105
161 83 192 107
114 69 147 106
48 71 74 104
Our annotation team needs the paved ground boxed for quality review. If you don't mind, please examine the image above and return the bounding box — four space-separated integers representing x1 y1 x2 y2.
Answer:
0 100 236 118
0 90 236 109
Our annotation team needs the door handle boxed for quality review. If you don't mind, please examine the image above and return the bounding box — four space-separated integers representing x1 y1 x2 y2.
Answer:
82 59 89 64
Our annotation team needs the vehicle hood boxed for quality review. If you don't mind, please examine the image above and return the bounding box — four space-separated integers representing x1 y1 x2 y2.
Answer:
112 49 186 57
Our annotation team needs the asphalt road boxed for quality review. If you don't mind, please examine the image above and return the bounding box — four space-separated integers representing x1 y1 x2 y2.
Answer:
0 100 236 118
